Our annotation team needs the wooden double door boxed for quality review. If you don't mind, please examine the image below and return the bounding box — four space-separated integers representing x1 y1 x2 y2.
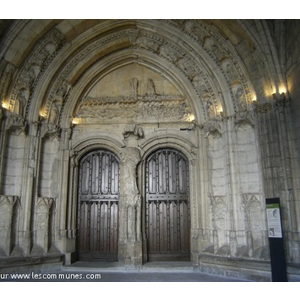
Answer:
77 148 190 262
146 148 190 261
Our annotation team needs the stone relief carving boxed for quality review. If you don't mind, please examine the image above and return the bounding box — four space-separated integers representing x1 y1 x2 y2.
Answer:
210 196 228 230
232 82 248 111
33 197 55 253
0 195 20 210
35 197 55 230
0 195 21 256
75 78 191 123
242 194 263 232
146 79 158 96
41 23 253 127
163 20 253 112
43 29 129 118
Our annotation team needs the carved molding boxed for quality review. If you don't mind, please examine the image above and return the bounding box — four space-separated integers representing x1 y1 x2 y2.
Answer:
39 22 253 126
9 28 65 120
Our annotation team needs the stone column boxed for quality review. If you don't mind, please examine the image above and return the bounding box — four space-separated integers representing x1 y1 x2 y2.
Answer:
118 124 143 267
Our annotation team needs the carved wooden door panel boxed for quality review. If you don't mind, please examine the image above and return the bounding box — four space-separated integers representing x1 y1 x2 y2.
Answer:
77 149 119 261
146 148 190 261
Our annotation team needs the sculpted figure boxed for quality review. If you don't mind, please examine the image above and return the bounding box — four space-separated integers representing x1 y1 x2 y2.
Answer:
16 88 29 116
146 79 157 96
235 84 247 111
49 101 60 124
130 78 138 99
121 147 141 195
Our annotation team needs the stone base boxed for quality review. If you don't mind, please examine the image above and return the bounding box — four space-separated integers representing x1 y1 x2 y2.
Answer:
198 253 272 281
118 241 142 268
0 254 64 274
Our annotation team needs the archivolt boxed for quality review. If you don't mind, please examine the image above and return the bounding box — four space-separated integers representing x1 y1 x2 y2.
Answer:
5 20 256 127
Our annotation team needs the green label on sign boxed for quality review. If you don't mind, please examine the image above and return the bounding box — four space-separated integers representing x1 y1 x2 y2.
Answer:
266 203 279 209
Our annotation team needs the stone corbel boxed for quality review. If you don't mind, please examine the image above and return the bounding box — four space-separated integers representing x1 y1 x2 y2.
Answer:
122 124 144 140
40 121 61 140
252 101 272 114
4 110 27 135
234 109 255 128
273 92 291 109
201 119 223 138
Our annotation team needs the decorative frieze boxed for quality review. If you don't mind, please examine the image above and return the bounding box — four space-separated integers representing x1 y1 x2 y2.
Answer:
75 78 191 123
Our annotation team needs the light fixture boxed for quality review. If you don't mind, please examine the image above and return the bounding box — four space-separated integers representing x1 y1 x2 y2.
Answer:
1 101 9 110
187 113 195 122
72 117 81 125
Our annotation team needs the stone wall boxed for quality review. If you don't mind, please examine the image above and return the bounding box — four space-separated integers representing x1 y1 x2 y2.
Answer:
286 20 300 162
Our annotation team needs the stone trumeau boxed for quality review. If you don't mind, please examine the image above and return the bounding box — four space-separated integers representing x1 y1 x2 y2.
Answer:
0 19 300 281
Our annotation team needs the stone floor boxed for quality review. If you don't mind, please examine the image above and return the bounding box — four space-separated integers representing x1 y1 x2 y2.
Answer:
0 260 248 282
57 261 247 282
